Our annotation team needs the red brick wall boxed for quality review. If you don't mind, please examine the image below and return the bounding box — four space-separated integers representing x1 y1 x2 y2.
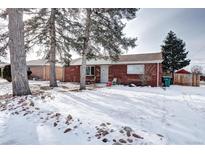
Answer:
109 63 162 86
64 65 101 82
64 63 162 86
64 66 80 82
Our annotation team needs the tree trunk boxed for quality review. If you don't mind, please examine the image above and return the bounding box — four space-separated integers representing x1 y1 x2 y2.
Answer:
80 52 87 90
80 8 92 90
172 69 175 85
8 8 31 96
49 8 58 87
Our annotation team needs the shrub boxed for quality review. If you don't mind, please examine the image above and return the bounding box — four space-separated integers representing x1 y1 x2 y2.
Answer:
3 65 12 82
3 65 32 82
27 68 32 77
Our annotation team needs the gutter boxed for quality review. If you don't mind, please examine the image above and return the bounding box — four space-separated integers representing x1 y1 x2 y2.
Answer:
70 60 163 66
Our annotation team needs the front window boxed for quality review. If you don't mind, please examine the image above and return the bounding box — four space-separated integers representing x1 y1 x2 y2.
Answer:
127 65 144 74
86 66 95 76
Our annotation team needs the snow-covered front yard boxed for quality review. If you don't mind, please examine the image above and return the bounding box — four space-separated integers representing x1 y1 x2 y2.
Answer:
0 78 205 145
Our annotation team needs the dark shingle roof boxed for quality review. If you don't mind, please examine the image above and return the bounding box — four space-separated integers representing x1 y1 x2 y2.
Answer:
119 52 162 62
70 52 163 65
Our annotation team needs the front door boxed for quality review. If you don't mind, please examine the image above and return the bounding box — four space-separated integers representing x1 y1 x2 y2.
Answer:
100 65 109 83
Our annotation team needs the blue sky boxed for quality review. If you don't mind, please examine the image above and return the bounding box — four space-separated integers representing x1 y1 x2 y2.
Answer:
124 8 205 66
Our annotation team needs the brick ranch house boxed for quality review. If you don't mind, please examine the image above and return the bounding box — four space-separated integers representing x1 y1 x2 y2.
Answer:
27 59 64 81
65 52 163 86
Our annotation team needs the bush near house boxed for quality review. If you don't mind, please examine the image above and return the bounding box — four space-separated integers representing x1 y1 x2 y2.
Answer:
27 68 32 79
3 65 12 82
3 65 32 82
200 75 205 81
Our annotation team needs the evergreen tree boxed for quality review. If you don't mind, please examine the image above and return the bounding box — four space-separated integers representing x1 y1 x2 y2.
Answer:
1 8 138 90
161 31 190 76
0 8 77 87
0 9 9 58
71 8 138 90
24 8 78 87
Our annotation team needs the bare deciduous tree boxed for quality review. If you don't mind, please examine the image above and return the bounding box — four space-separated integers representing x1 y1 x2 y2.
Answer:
8 8 31 96
191 65 203 75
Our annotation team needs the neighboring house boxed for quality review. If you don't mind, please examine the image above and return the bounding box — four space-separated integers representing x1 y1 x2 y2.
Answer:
64 52 163 86
174 69 200 86
27 59 64 81
0 62 8 77
175 69 191 74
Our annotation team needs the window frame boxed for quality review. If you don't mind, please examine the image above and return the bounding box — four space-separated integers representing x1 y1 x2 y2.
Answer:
127 64 145 75
86 66 95 76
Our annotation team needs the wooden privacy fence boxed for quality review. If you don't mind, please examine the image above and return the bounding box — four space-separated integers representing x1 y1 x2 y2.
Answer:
44 66 64 81
174 73 200 86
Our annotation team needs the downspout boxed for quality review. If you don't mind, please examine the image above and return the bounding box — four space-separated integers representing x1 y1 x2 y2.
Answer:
157 62 159 87
62 66 65 82
44 65 46 80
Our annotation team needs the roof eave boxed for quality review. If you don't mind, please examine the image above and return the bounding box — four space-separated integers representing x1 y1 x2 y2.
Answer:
70 60 163 66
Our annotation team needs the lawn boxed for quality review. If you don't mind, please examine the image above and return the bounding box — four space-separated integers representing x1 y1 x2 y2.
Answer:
0 78 205 144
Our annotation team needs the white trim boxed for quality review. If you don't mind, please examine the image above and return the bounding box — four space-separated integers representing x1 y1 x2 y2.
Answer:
157 63 159 87
70 60 163 66
86 66 95 76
